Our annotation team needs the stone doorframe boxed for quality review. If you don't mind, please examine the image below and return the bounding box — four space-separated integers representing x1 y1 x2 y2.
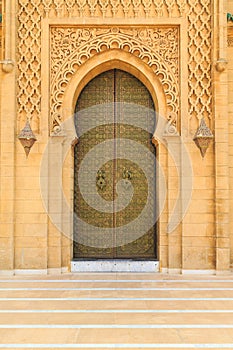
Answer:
40 21 190 273
42 50 188 273
64 52 167 268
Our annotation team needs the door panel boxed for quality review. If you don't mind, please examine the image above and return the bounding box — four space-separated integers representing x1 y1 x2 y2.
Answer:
73 69 157 259
74 71 115 258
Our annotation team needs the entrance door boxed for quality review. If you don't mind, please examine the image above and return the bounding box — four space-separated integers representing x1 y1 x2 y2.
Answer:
73 69 157 259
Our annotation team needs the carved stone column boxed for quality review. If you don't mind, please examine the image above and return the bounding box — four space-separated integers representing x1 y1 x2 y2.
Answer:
0 0 14 73
163 123 182 273
46 118 77 273
213 0 230 273
47 135 65 273
61 136 77 272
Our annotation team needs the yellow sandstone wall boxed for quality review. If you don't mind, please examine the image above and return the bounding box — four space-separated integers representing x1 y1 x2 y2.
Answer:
228 0 233 270
0 0 232 274
0 0 15 272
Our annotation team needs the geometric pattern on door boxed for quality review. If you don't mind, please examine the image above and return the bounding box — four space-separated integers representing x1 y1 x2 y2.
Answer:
73 69 157 259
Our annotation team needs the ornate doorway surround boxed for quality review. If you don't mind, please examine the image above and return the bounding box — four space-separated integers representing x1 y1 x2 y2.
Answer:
50 26 179 134
10 0 224 274
73 69 157 260
42 20 185 273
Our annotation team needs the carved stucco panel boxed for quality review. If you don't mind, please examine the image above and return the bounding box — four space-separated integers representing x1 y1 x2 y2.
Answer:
187 0 212 130
50 26 179 133
16 0 212 133
17 0 42 132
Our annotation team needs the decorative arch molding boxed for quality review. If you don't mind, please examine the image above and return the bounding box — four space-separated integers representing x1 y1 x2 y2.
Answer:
50 26 179 134
61 50 167 131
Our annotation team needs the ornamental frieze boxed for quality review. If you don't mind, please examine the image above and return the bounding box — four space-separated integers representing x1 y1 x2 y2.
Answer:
16 0 212 133
43 0 186 18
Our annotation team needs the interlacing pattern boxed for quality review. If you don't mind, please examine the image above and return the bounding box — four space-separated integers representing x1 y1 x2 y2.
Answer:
187 0 212 126
17 0 42 131
16 0 212 134
50 26 179 132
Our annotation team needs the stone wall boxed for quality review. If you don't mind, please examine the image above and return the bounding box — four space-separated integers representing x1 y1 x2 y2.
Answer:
228 0 233 270
0 0 232 274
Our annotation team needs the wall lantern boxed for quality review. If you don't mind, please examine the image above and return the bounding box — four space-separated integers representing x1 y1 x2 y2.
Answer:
18 120 37 157
227 12 233 21
193 118 214 158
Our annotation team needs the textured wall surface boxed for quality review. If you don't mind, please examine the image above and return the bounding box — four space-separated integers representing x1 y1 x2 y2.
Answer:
0 0 232 274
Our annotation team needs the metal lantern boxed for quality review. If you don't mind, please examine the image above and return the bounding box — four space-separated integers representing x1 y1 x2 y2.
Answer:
18 120 37 157
193 118 214 158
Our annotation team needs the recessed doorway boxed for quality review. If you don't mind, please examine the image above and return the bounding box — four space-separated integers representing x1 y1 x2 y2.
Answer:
73 69 157 261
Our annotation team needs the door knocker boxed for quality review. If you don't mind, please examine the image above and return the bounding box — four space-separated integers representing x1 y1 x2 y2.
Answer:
122 168 132 189
123 168 132 180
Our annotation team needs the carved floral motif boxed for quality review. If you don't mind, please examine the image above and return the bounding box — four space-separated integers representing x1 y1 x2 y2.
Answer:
50 26 179 132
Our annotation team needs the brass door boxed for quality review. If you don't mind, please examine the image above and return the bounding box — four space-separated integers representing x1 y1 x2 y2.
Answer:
73 69 157 259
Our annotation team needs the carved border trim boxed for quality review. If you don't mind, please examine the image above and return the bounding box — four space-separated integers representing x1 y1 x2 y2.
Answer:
43 0 186 19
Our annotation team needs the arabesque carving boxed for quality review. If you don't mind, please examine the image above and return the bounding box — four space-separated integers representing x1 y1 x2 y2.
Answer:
16 0 212 135
187 0 212 127
42 0 186 18
50 26 179 132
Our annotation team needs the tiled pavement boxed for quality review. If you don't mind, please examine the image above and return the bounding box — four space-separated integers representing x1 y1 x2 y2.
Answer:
0 273 233 349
